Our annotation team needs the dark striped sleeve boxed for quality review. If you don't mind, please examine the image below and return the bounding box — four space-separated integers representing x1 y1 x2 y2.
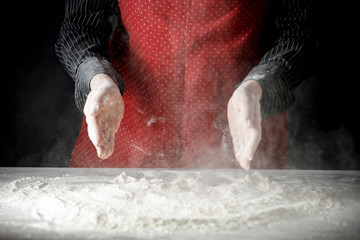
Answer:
242 0 322 118
55 0 125 112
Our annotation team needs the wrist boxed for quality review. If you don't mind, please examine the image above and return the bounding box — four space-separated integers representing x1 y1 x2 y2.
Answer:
240 80 263 101
90 74 117 90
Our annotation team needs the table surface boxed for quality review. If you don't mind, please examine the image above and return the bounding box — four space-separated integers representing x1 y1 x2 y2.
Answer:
0 168 359 240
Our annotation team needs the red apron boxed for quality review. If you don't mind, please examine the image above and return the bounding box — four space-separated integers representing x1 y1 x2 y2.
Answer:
71 0 288 169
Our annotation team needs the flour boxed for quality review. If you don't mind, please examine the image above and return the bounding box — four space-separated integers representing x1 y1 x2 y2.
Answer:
0 171 339 235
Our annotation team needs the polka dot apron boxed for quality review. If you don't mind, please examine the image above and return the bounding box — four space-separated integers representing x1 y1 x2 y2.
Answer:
71 0 288 169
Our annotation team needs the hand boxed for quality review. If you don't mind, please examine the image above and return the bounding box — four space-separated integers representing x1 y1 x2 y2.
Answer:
84 74 124 159
227 80 262 170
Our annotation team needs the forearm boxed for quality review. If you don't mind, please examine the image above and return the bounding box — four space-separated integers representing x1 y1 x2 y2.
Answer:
241 0 323 118
55 0 125 112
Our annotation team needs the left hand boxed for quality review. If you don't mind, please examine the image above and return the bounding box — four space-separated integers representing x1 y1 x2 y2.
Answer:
227 80 262 170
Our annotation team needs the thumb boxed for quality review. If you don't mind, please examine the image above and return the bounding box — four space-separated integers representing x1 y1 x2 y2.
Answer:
88 104 100 116
84 92 101 117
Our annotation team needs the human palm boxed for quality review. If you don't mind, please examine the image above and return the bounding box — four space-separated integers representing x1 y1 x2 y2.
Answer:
84 74 124 159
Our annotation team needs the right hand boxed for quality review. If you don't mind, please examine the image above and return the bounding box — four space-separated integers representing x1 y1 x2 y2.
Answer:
83 74 125 159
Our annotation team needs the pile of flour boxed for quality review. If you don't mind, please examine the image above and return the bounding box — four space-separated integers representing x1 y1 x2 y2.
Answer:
0 171 338 235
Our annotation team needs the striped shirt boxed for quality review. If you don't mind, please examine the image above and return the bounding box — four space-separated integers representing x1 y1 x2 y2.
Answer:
55 0 322 118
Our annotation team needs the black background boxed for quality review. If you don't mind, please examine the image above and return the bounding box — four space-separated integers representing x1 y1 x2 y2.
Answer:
1 1 359 169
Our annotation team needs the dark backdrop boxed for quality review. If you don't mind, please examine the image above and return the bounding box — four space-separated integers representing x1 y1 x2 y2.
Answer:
2 1 359 169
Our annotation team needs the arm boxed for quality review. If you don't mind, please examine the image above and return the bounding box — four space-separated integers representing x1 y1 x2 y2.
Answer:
242 0 323 118
228 0 322 169
55 0 125 112
55 0 125 159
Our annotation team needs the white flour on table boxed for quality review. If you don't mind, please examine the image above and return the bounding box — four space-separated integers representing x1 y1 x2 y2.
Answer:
0 171 340 235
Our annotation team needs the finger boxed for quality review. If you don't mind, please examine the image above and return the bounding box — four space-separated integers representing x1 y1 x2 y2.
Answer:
108 131 115 157
84 93 104 150
246 98 256 128
98 130 111 160
86 115 103 149
98 121 116 159
240 137 251 170
101 132 110 160
228 97 249 170
103 131 115 159
228 101 242 136
96 145 104 159
244 129 260 161
97 129 109 159
115 101 125 130
254 99 262 130
246 101 262 161
97 145 107 160
236 151 250 170
233 133 250 170
233 134 240 159
229 112 247 168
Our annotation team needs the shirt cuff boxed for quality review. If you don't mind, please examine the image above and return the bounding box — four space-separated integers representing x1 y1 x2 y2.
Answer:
237 63 295 118
74 57 125 112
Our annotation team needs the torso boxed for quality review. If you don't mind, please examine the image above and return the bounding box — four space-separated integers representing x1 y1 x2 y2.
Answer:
71 0 288 169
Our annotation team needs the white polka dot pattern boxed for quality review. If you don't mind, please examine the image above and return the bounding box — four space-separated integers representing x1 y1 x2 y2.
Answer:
55 0 320 168
72 0 270 168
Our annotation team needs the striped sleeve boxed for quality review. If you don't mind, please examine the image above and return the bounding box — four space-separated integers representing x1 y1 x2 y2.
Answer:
241 0 322 118
55 0 125 112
